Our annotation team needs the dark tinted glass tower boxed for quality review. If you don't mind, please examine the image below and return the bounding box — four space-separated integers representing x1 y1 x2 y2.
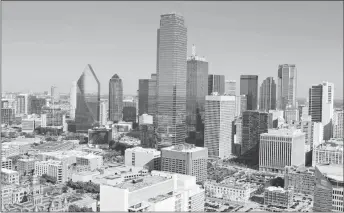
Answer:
138 79 149 116
240 75 258 110
109 74 123 123
208 74 225 95
277 64 297 110
156 13 187 146
148 74 157 116
75 64 100 132
259 77 276 112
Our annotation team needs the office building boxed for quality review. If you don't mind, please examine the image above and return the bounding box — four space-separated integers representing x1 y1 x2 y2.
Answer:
241 111 271 155
161 144 208 183
235 94 247 116
51 86 60 103
208 74 225 95
333 109 343 139
139 79 149 116
34 160 68 183
284 165 315 196
1 158 13 170
259 77 276 112
123 100 136 123
75 64 100 132
88 127 113 149
205 95 236 159
1 168 20 185
148 74 157 116
312 138 343 166
17 158 37 176
309 82 334 140
284 107 299 124
277 64 297 110
139 113 153 125
109 74 123 123
100 171 205 212
100 100 108 126
301 119 323 149
140 124 155 148
240 75 258 110
186 45 208 134
204 180 250 203
259 128 305 173
70 81 77 120
269 109 284 128
156 13 187 146
232 117 242 156
30 97 46 115
264 187 294 208
314 164 343 212
125 147 161 171
225 80 236 96
1 108 15 125
16 94 28 115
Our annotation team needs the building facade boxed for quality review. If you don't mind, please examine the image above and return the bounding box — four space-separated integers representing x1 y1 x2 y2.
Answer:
312 139 343 166
259 77 276 112
332 109 343 139
125 147 161 171
225 80 236 96
205 95 236 159
1 168 20 185
208 74 225 95
109 74 123 123
204 180 250 203
284 165 315 196
277 64 297 110
264 186 294 208
139 79 149 116
240 75 258 110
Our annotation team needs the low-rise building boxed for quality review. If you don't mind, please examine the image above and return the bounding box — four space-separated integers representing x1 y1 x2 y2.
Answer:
125 147 161 171
204 180 251 203
314 164 343 212
100 170 205 212
1 168 20 185
72 171 101 182
284 165 315 196
34 160 68 183
17 158 37 176
264 186 293 208
312 138 343 167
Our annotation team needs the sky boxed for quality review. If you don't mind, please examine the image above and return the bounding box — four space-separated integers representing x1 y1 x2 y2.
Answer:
2 1 343 99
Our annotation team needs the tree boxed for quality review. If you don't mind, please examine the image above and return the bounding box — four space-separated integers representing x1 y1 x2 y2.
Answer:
62 186 68 193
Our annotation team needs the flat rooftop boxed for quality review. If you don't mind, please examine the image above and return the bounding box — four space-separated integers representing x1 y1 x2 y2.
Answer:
162 144 207 153
1 168 18 174
316 164 343 182
126 147 160 154
262 128 304 137
115 175 169 192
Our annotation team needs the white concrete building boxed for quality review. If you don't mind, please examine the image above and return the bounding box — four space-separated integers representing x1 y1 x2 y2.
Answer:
225 80 236 96
72 171 101 182
333 109 343 139
284 107 299 124
1 158 13 170
259 128 305 174
34 160 68 183
139 114 153 125
125 147 161 171
100 171 205 212
161 144 208 183
69 81 77 120
205 95 236 159
301 118 323 150
204 180 251 203
1 168 19 185
284 165 315 196
312 138 343 166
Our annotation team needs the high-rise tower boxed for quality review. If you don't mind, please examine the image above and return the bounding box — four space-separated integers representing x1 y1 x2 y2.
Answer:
109 74 123 123
70 81 77 120
277 64 297 110
75 64 100 132
240 75 258 110
208 74 225 95
259 77 276 112
156 13 187 146
138 79 149 116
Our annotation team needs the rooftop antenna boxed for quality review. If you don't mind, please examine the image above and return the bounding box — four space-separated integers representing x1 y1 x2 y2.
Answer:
192 44 196 57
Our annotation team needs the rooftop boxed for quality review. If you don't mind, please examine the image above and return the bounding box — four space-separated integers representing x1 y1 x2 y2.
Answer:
262 128 304 137
114 175 169 192
126 147 161 154
148 192 174 203
1 168 19 174
266 186 291 193
316 164 343 182
162 144 207 153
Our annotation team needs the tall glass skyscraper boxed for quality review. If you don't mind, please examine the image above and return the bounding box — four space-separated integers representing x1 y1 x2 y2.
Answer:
156 13 187 146
148 74 157 116
75 64 100 132
277 64 297 110
109 74 123 123
259 77 276 112
138 79 149 116
240 75 258 110
208 74 225 95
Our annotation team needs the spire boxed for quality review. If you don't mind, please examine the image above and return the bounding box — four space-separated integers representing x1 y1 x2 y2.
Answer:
192 44 196 57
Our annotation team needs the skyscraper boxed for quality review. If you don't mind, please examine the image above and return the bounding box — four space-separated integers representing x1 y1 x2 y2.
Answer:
208 74 225 95
51 86 60 103
100 100 107 126
259 77 276 112
148 74 157 116
75 64 100 132
309 82 334 140
225 80 236 96
186 45 208 134
204 95 236 159
241 111 271 155
156 13 187 146
277 64 297 110
138 79 149 116
70 81 77 120
333 109 343 139
109 74 123 123
16 94 28 115
240 75 258 110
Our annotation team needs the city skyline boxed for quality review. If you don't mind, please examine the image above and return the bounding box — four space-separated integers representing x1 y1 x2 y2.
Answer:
2 1 343 99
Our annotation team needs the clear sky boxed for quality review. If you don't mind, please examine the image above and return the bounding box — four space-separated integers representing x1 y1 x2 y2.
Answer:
2 1 343 99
